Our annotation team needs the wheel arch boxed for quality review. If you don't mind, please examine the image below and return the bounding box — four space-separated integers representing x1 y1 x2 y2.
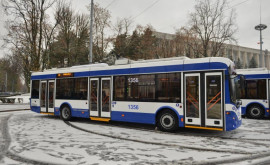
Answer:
59 102 73 113
155 106 180 125
246 102 266 118
246 102 266 112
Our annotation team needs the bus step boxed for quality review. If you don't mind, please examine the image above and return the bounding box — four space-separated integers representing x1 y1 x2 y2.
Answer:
90 117 110 122
185 125 223 131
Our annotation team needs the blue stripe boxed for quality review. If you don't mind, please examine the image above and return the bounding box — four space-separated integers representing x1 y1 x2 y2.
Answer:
31 106 40 113
31 62 228 80
111 111 155 124
111 111 184 127
245 74 270 79
32 74 56 80
71 109 90 118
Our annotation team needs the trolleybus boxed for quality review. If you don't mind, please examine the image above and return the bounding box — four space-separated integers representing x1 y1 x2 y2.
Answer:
236 68 270 119
30 57 242 132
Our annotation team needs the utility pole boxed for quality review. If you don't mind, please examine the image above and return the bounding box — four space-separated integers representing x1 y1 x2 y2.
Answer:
89 0 94 64
5 72 7 92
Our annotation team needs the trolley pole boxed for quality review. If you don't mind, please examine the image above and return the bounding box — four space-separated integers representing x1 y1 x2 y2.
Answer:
89 0 94 64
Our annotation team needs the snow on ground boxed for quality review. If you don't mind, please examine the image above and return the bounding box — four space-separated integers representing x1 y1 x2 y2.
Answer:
0 104 270 164
0 104 30 111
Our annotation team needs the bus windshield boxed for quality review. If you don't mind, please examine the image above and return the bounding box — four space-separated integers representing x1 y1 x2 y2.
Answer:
230 75 245 103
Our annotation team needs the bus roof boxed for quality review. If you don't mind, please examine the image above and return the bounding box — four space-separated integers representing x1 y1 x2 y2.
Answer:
236 68 269 75
31 57 233 77
236 68 270 79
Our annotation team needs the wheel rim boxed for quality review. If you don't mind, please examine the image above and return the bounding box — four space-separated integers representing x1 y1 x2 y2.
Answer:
161 114 174 129
62 107 70 119
250 107 261 117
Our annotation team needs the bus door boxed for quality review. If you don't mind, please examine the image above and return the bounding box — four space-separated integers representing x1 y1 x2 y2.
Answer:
184 73 201 126
40 80 55 113
184 72 223 129
205 73 223 128
90 77 111 118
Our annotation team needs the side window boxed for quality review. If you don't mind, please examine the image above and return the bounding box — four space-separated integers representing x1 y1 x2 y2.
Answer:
246 79 266 99
31 80 40 99
127 74 155 101
257 79 266 99
56 78 88 100
246 80 257 99
127 75 140 101
138 75 155 101
157 73 181 102
113 72 181 102
113 76 125 101
74 78 88 100
56 79 74 99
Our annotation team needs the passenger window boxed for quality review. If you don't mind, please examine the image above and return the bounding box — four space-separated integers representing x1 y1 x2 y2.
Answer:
31 80 40 99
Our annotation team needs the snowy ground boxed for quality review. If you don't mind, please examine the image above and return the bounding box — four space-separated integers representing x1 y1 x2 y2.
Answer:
0 104 270 165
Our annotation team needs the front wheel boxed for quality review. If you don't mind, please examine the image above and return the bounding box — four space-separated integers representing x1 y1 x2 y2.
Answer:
247 105 264 119
61 106 72 121
157 110 178 132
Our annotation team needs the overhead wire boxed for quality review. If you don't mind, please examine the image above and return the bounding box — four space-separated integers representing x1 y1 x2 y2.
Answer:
225 0 252 11
104 0 118 9
131 0 161 21
161 0 252 31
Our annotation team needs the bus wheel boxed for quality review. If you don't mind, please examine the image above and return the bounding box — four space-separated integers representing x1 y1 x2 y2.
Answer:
157 110 178 132
247 105 264 119
61 106 72 121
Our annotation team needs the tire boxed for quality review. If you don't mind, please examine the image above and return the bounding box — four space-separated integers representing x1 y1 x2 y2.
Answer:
60 106 72 121
157 110 179 132
247 105 264 119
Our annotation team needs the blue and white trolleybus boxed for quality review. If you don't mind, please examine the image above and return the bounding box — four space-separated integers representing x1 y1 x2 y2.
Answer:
236 68 270 119
30 57 242 132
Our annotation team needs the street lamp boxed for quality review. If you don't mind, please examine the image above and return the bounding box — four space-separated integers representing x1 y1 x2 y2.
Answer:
255 24 267 68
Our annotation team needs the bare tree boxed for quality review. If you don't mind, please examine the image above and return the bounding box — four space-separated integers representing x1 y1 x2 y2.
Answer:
73 13 90 65
92 3 111 62
55 1 74 66
113 17 133 36
184 0 237 57
2 0 57 90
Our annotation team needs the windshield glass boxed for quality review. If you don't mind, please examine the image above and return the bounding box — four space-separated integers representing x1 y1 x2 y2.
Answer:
230 75 243 103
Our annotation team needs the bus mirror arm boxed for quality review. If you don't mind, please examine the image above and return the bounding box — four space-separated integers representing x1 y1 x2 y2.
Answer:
236 100 242 107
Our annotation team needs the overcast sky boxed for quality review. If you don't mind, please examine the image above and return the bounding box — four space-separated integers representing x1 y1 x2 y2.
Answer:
0 0 270 58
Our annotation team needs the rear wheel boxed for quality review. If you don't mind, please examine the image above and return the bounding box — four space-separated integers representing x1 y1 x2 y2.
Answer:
61 106 72 121
247 105 264 119
157 110 178 132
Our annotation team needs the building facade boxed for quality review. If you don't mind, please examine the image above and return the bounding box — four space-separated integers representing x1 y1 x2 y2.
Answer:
153 31 270 69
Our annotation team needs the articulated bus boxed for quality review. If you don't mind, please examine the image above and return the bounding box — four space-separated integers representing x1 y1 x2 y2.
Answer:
236 68 270 119
30 57 242 132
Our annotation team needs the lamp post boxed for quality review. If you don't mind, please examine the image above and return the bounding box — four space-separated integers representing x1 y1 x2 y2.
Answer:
89 0 94 64
255 24 267 67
